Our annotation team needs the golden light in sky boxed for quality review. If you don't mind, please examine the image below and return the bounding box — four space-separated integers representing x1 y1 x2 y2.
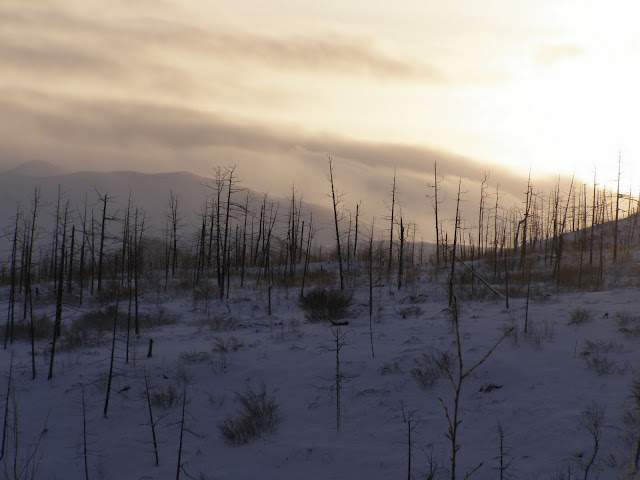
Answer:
1 0 639 230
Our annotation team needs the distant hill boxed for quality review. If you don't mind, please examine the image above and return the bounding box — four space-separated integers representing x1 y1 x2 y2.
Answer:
0 163 339 255
1 159 71 177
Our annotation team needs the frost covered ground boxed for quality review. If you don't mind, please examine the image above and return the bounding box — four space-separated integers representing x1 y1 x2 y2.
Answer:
2 267 640 479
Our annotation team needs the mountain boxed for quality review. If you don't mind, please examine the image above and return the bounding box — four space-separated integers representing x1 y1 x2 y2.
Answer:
1 159 70 177
0 165 339 255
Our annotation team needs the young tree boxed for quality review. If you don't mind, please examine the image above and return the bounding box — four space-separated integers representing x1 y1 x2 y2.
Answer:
580 401 604 480
439 298 513 480
331 325 349 432
401 401 419 480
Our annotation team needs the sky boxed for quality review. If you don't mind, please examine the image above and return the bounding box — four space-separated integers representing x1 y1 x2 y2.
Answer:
1 0 639 238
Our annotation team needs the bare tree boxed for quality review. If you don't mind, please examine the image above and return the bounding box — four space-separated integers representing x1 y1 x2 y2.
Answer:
353 201 360 264
589 168 597 265
328 156 345 290
398 216 406 291
300 212 315 298
143 368 160 467
478 172 489 256
95 189 111 292
168 191 180 277
48 201 70 380
449 180 462 307
614 152 622 262
580 401 604 480
519 171 532 271
0 353 12 461
331 325 349 432
25 188 40 379
554 175 574 286
388 166 397 275
439 298 513 480
220 165 238 299
368 219 375 358
3 207 20 349
103 290 120 418
401 401 419 480
427 162 445 267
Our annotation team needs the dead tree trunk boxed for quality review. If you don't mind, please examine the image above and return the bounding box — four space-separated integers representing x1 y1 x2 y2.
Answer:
398 217 405 291
369 219 375 358
448 180 462 307
220 165 236 299
3 207 20 349
103 290 120 418
388 166 397 275
26 188 40 379
431 162 442 267
589 170 597 265
328 156 345 290
49 202 69 380
96 191 109 292
614 152 621 262
300 212 314 298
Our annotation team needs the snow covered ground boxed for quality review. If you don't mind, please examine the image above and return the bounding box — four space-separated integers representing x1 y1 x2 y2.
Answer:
2 268 640 479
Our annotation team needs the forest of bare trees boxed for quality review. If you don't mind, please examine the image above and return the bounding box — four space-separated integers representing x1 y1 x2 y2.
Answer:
2 160 639 352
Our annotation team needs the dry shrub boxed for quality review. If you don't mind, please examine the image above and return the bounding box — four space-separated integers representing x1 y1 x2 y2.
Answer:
150 384 181 410
619 374 640 475
93 280 121 306
58 327 106 351
410 351 454 389
180 349 210 363
7 313 53 341
569 307 591 325
298 287 353 323
300 268 336 287
556 264 601 289
584 355 624 375
74 306 179 333
581 339 623 356
395 305 423 319
138 308 180 329
219 383 282 446
74 307 118 333
524 320 555 348
205 315 240 332
615 311 640 337
212 336 244 353
377 362 402 375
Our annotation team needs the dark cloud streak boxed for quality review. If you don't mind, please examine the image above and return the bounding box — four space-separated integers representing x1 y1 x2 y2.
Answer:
1 5 444 82
0 92 538 199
